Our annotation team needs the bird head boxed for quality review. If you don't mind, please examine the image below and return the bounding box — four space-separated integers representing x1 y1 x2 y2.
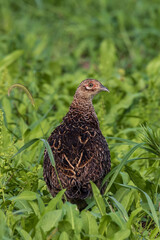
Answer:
75 79 109 100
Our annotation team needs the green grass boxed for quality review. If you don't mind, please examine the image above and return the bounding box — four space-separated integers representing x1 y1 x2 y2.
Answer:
0 0 160 239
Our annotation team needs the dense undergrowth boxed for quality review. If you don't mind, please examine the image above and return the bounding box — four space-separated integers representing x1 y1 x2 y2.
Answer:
0 0 160 239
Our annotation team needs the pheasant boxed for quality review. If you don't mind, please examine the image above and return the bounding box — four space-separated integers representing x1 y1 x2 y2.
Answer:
43 79 110 208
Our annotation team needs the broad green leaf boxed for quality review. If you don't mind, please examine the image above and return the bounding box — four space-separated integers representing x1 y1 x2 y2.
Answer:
109 212 126 229
13 200 33 214
34 227 44 240
28 201 40 218
36 210 62 232
62 202 82 233
59 231 69 240
113 188 130 203
45 189 66 213
150 227 160 239
120 189 135 212
10 191 37 201
99 215 111 235
127 207 142 228
90 181 106 216
16 228 32 240
63 202 76 230
113 228 130 240
58 220 72 234
81 211 98 239
37 195 45 216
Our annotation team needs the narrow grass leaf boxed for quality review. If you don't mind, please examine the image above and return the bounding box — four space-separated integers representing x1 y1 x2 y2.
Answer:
109 196 128 221
117 183 160 229
11 138 39 159
40 138 66 199
40 138 55 167
104 143 144 195
102 165 118 187
8 83 35 106
29 106 53 130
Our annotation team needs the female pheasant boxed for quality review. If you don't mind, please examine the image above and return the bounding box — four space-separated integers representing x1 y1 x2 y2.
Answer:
43 79 110 207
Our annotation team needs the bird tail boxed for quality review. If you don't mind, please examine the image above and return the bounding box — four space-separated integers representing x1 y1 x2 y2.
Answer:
66 182 91 200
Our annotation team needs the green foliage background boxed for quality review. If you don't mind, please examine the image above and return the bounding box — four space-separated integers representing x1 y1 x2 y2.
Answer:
0 0 160 239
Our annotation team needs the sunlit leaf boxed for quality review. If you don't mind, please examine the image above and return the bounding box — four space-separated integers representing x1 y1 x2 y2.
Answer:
90 181 106 216
10 191 37 201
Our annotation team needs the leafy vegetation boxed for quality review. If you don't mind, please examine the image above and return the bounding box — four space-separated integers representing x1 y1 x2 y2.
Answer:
0 0 160 239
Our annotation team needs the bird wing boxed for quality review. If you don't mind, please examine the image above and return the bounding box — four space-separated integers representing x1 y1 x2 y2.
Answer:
47 123 109 174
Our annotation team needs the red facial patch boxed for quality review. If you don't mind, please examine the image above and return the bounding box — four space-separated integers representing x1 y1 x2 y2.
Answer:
85 81 97 90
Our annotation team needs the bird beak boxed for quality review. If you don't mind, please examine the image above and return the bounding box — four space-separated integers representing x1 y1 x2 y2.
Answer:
100 85 109 92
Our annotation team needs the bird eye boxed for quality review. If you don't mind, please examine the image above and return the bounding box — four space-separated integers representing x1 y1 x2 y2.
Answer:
88 83 93 88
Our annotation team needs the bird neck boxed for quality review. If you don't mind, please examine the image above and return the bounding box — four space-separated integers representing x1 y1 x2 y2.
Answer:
63 94 99 128
70 94 94 113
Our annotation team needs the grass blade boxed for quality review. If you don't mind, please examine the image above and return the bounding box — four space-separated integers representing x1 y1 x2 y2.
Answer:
8 83 35 107
104 143 144 195
11 138 39 159
40 138 55 167
108 196 128 221
117 183 160 230
40 138 67 201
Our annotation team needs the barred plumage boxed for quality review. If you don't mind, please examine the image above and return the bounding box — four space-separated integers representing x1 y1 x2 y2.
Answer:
43 79 111 208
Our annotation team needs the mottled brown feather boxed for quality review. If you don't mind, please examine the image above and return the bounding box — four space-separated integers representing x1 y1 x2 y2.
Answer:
43 79 111 208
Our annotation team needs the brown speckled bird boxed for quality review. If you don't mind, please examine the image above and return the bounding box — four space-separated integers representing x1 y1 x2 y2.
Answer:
43 79 110 207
